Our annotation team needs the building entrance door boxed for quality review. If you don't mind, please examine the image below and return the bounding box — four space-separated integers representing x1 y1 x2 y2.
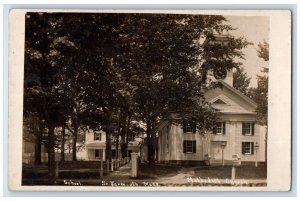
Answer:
210 141 222 160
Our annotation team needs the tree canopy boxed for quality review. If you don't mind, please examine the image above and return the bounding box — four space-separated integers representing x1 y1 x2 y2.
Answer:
233 67 251 96
249 40 269 125
24 12 252 172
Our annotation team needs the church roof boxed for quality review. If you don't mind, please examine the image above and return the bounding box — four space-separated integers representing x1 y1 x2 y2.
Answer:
219 80 257 107
205 80 257 114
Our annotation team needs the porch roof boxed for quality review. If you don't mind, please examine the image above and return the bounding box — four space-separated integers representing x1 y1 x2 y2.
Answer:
86 142 106 148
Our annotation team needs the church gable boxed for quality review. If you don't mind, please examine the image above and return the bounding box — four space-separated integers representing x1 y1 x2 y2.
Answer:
212 98 227 105
205 81 257 114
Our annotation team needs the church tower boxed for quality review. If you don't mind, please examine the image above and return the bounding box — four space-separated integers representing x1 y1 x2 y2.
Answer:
203 34 233 87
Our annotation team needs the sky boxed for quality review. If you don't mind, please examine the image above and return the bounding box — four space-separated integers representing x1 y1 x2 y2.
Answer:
225 16 269 87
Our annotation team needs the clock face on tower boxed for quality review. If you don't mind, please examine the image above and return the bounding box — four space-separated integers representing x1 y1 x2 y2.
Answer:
213 67 227 80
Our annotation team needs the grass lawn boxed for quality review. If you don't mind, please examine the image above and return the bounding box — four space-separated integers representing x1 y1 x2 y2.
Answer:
22 162 267 186
22 162 110 185
194 165 267 179
137 163 183 179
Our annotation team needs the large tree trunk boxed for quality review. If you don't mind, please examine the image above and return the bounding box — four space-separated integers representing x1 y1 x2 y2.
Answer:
61 124 66 162
121 134 127 158
72 123 78 161
147 135 156 166
34 119 43 165
47 125 56 183
146 119 156 166
105 131 112 162
116 135 119 159
121 115 130 158
116 111 121 160
125 116 130 158
34 135 42 165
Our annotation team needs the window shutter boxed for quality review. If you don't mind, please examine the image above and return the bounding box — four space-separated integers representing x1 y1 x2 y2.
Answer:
183 141 186 153
251 123 255 135
94 133 96 141
222 122 226 135
251 142 254 155
193 141 196 153
213 125 217 134
183 120 186 133
242 142 245 155
192 122 196 133
242 123 245 135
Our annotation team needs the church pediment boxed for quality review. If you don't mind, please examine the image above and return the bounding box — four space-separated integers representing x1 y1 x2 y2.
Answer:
212 98 228 105
205 81 257 114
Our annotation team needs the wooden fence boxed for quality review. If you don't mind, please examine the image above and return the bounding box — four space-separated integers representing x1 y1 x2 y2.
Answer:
54 157 130 179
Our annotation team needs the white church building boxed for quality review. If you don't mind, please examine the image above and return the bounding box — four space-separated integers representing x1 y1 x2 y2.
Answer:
157 69 266 165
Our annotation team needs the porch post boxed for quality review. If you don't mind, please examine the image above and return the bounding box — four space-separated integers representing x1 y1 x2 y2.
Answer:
86 148 89 161
111 159 114 172
103 149 106 161
100 161 103 178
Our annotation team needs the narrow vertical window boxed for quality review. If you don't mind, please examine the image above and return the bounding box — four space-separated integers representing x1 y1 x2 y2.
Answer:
214 122 226 135
183 140 196 153
183 120 196 133
242 142 254 155
242 122 255 136
94 132 101 140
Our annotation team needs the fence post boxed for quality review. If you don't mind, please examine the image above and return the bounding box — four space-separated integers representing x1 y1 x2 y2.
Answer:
131 153 138 178
231 166 236 180
55 162 59 179
100 161 103 178
111 159 114 172
106 160 109 174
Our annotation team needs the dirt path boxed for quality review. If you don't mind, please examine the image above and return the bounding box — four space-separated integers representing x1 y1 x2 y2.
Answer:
101 162 132 181
155 167 195 185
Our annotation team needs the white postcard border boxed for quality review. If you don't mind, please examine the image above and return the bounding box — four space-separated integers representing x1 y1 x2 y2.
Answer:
8 9 291 191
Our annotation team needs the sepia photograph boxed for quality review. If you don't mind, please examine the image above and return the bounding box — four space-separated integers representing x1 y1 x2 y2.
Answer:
8 9 291 191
